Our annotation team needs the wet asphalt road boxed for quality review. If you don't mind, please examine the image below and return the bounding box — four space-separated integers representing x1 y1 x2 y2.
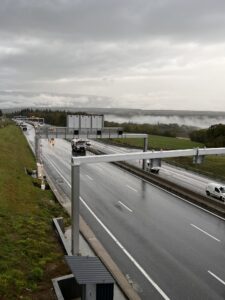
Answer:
25 127 225 300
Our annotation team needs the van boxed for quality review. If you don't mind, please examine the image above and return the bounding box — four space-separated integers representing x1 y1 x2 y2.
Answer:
147 159 161 174
205 183 225 202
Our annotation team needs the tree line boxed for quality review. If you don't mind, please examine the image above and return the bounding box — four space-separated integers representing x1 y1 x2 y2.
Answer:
8 109 225 146
105 121 196 138
9 109 68 126
190 124 225 147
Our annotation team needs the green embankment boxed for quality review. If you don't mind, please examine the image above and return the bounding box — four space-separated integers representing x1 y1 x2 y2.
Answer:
108 135 225 182
0 124 70 299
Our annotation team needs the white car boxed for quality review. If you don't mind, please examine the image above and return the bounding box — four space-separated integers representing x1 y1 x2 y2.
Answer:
85 140 91 146
206 183 225 202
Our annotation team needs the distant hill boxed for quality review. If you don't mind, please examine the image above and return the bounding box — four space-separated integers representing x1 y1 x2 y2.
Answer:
3 107 225 118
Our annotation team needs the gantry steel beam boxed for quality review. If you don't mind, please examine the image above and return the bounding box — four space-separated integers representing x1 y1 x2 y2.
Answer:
71 147 225 165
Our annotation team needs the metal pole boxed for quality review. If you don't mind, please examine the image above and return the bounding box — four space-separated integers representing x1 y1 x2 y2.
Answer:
71 163 80 255
142 136 148 170
35 133 40 163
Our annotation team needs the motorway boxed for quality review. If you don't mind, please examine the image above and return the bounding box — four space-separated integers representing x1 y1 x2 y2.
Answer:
24 126 225 300
90 140 217 197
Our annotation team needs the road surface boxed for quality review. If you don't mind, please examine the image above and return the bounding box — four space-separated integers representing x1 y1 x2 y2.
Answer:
24 126 225 299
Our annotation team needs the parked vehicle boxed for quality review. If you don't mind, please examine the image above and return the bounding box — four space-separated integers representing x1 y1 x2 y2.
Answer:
206 183 225 202
71 138 87 156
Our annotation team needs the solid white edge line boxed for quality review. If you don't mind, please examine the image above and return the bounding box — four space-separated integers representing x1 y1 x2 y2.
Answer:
126 184 138 192
80 197 170 300
190 224 221 242
43 154 71 187
45 154 170 300
118 201 133 212
208 271 225 286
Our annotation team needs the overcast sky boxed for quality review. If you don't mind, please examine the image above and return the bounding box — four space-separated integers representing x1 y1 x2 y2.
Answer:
1 0 225 111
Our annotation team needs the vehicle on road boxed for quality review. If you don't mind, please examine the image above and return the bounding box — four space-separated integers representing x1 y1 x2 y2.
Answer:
147 159 161 174
50 137 55 146
21 124 27 131
71 138 87 156
206 182 225 202
85 139 91 146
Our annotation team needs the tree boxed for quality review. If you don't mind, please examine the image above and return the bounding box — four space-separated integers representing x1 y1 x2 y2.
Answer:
190 124 225 147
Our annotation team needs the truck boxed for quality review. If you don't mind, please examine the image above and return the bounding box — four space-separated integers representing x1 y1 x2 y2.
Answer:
71 138 87 156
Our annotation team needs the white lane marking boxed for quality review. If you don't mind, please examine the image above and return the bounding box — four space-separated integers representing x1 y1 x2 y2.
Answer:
44 145 225 223
43 155 71 186
208 271 225 286
46 138 225 222
190 224 221 242
86 175 93 181
46 156 170 300
80 197 170 300
126 185 138 193
129 171 225 221
95 165 104 173
118 201 133 213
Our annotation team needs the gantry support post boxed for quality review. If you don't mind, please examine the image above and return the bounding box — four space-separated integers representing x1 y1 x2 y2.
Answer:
71 162 80 255
35 133 40 163
142 136 148 170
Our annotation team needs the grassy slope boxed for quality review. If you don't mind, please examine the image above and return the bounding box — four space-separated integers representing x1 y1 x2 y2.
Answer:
0 124 70 300
108 135 225 182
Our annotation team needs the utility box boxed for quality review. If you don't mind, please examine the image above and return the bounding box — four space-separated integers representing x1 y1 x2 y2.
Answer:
37 163 44 179
63 256 114 300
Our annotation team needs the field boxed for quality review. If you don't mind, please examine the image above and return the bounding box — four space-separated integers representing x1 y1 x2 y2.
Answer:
108 135 225 182
110 135 203 150
0 123 70 299
167 156 225 182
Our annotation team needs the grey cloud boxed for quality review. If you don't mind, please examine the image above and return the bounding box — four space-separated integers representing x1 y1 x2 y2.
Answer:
0 90 113 109
1 0 225 43
1 1 225 110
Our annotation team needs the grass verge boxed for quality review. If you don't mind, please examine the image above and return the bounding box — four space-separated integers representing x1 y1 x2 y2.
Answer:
0 124 70 300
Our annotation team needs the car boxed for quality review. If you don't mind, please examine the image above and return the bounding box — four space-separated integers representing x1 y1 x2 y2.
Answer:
86 140 91 146
206 182 225 202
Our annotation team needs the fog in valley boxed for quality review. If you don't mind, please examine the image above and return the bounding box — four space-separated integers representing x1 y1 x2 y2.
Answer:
105 114 225 129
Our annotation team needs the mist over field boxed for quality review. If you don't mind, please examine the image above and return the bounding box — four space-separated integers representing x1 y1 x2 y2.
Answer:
105 114 225 129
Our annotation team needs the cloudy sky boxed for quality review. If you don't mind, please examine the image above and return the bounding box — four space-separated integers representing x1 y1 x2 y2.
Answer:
1 0 225 111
